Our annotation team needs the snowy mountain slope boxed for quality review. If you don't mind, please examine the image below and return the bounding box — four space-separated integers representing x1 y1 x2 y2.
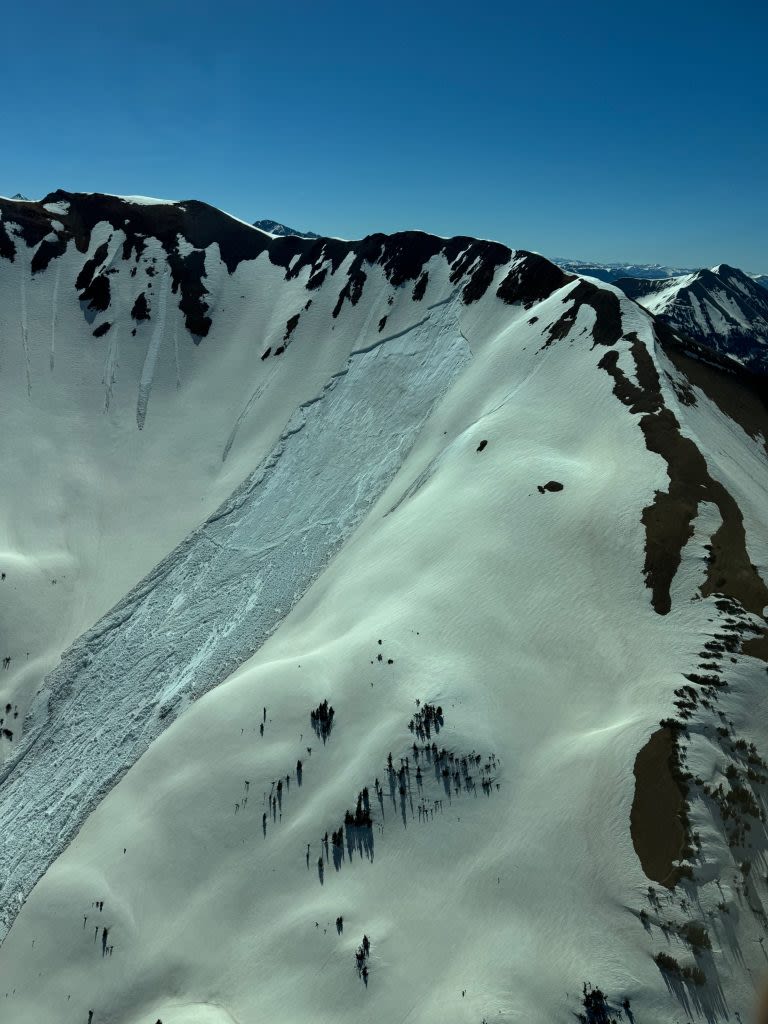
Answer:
0 287 473 936
618 264 768 374
253 218 321 239
0 191 514 751
1 195 768 1023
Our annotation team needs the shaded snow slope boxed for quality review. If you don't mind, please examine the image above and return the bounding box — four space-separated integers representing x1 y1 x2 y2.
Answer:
2 195 768 1023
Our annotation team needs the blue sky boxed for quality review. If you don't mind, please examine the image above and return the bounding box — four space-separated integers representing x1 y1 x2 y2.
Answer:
2 0 765 268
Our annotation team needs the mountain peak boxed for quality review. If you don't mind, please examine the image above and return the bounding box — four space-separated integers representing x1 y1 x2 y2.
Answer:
253 218 321 239
617 263 768 372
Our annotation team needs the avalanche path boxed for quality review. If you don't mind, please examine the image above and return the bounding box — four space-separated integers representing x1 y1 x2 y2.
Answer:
0 292 469 938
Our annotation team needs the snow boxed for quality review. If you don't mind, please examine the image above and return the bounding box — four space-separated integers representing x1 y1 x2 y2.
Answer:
711 287 762 331
0 236 398 759
0 211 767 1023
43 201 71 216
116 196 181 206
0 287 471 934
703 296 734 336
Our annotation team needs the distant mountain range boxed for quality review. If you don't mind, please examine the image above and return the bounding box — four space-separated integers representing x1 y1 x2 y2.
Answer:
554 256 768 291
553 257 698 282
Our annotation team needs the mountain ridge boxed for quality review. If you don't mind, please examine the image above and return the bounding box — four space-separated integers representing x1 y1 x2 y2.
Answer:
1 190 538 344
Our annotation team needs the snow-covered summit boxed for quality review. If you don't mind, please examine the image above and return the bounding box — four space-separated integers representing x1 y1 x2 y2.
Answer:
556 255 768 291
553 256 699 282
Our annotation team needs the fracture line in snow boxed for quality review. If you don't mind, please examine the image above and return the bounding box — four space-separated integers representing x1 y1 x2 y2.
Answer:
50 262 60 372
222 371 275 463
173 311 181 389
20 272 30 396
103 329 119 413
0 295 471 940
136 270 170 430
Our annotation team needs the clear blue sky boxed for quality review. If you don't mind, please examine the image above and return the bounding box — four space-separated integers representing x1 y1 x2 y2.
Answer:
2 0 765 269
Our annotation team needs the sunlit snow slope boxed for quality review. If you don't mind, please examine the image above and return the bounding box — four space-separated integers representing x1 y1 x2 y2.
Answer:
1 193 768 1024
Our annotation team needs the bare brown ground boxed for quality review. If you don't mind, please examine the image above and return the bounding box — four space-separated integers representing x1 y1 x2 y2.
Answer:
590 314 768 888
599 334 768 618
742 631 768 661
631 727 688 888
757 976 768 1024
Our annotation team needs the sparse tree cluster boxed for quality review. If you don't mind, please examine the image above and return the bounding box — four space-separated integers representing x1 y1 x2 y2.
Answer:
354 934 371 984
576 983 622 1024
344 789 372 828
653 951 705 985
310 717 499 881
311 700 335 742
408 701 443 739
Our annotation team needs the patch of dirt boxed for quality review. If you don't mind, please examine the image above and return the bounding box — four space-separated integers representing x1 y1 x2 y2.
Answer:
631 726 689 887
131 292 150 322
496 253 574 309
741 631 768 661
412 271 428 301
545 280 624 348
80 274 111 313
599 333 768 616
283 313 300 341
